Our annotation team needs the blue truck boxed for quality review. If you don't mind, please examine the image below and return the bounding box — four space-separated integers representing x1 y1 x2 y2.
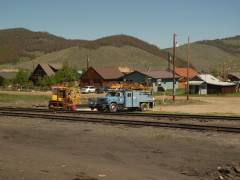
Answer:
88 89 155 112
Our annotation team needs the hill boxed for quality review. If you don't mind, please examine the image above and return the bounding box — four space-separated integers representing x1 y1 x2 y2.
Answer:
0 28 186 70
2 28 239 72
0 28 86 64
1 46 169 71
167 36 240 72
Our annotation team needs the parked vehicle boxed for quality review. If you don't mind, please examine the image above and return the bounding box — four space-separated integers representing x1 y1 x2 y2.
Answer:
48 86 81 111
80 86 96 93
95 87 108 94
88 89 155 112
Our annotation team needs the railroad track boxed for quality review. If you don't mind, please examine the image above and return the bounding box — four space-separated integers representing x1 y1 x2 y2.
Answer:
0 108 240 133
0 107 240 121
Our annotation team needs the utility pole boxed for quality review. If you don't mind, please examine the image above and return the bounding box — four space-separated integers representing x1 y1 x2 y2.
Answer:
167 52 171 70
221 63 225 81
172 33 176 102
32 60 34 71
86 56 89 69
186 36 190 101
222 62 228 81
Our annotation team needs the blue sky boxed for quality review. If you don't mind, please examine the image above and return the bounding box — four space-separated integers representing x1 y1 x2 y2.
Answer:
0 0 239 48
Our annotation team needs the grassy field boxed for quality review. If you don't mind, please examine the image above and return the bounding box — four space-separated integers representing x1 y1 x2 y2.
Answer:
0 91 102 107
0 92 50 108
0 93 49 102
155 98 204 106
153 89 186 96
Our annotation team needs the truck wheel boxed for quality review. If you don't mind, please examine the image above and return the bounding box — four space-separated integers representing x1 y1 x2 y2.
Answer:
140 103 148 111
97 108 103 112
109 103 118 112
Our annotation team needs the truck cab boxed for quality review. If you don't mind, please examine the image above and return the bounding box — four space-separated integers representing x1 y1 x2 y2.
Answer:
89 90 155 112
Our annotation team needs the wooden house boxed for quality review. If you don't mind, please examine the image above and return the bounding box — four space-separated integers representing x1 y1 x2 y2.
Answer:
29 63 62 84
119 70 180 92
80 67 123 88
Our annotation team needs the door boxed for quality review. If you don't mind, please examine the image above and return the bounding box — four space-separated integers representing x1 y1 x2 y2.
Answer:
124 91 133 108
116 92 124 105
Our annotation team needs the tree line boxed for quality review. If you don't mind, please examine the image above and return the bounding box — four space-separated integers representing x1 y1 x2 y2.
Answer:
0 64 82 90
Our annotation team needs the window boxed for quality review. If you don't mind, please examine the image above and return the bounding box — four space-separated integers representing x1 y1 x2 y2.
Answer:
116 92 122 97
127 93 132 97
107 91 116 96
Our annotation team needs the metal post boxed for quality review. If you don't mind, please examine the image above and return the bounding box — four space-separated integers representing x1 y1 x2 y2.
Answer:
187 36 190 101
168 52 171 70
172 33 176 102
87 56 89 69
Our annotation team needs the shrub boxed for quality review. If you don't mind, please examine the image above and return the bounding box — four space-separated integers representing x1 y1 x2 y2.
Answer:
13 69 30 89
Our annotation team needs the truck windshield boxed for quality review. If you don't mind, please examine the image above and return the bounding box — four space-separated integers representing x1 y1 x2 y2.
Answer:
106 91 122 97
52 89 66 98
106 91 117 96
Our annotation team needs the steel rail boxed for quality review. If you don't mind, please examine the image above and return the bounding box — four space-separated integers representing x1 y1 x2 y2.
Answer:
0 110 239 133
0 107 240 121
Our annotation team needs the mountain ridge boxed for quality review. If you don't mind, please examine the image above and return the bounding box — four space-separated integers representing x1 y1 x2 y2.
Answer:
0 28 186 69
0 27 239 72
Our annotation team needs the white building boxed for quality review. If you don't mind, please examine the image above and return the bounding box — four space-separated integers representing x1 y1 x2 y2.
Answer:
189 74 235 94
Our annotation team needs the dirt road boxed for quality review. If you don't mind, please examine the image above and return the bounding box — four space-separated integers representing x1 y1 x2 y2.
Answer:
154 96 240 115
0 116 239 180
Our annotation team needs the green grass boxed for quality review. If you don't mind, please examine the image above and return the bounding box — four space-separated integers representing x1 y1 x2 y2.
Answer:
153 88 185 96
0 93 49 103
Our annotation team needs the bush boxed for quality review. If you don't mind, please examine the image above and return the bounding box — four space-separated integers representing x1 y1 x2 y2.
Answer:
54 64 78 83
13 69 30 90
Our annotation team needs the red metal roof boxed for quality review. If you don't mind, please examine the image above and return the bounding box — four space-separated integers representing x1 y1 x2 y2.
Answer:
175 67 199 78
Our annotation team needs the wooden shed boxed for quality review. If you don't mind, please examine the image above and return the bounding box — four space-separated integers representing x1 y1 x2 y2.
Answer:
189 74 236 94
